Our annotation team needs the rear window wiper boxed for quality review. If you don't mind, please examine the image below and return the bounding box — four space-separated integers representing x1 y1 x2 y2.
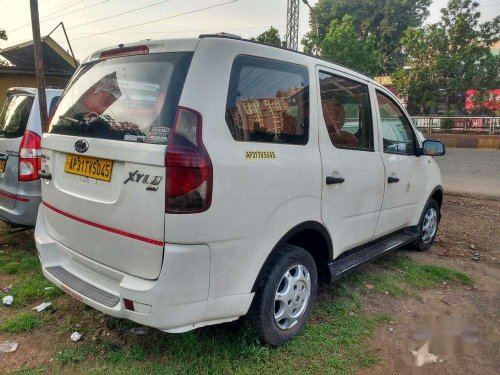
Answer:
59 115 85 126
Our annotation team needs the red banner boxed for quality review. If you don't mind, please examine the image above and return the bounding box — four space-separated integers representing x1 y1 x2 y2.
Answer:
464 89 500 110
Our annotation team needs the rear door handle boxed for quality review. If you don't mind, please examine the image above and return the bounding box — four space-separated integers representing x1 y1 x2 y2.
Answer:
387 176 400 183
326 176 345 185
38 170 52 180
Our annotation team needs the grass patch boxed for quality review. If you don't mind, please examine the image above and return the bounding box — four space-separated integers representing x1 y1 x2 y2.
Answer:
10 274 64 306
394 256 473 287
54 284 386 375
340 254 474 297
57 347 89 365
0 250 39 275
14 366 46 375
0 312 43 334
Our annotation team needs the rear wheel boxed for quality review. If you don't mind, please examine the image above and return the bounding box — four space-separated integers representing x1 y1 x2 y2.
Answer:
413 199 440 251
248 244 317 346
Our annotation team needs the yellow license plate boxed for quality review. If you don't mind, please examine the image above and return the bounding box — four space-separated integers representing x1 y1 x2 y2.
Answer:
64 154 113 182
0 160 5 173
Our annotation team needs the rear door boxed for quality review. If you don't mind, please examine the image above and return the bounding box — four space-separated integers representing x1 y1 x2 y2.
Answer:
317 68 385 255
0 93 35 208
40 50 193 280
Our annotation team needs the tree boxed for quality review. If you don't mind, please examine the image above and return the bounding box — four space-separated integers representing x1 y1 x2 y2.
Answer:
321 16 382 76
392 0 500 114
302 0 431 73
1 29 6 41
251 26 286 47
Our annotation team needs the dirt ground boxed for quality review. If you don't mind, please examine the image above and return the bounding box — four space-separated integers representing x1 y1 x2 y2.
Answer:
0 194 499 374
360 195 500 374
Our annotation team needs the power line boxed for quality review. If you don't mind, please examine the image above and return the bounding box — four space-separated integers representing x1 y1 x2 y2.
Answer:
64 24 286 35
60 0 239 43
40 0 109 23
68 0 171 30
7 0 109 34
41 0 86 19
39 0 81 15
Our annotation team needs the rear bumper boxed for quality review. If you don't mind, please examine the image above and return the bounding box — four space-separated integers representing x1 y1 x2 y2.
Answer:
0 192 40 227
34 207 253 332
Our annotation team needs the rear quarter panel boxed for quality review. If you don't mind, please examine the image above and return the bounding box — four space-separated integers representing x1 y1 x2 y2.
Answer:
165 38 323 298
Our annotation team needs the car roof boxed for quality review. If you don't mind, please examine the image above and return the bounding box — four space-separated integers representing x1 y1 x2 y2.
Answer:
7 87 63 96
83 35 387 92
83 38 200 63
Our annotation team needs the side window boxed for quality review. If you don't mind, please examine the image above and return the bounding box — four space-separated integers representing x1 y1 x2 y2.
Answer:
49 96 60 115
225 55 309 145
376 91 416 155
319 72 373 151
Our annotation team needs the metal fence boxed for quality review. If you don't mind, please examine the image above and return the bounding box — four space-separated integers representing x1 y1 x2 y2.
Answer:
413 117 500 135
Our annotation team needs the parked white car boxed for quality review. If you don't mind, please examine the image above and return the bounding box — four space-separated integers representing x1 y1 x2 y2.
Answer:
35 36 444 346
0 88 62 227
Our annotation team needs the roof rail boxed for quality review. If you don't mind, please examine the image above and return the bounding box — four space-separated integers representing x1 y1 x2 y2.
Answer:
198 33 372 81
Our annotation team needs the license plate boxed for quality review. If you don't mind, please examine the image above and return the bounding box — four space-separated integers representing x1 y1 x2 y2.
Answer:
0 160 5 173
64 154 113 182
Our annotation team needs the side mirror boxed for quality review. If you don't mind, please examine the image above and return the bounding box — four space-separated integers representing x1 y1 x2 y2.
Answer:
421 140 445 156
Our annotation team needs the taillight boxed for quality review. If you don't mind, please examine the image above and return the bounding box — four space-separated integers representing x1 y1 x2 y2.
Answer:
18 130 41 181
165 107 212 214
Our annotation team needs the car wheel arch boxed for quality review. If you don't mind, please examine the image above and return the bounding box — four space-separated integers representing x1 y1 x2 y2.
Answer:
251 221 333 292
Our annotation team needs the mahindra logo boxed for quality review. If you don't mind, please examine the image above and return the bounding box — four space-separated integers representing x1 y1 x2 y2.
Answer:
74 139 89 153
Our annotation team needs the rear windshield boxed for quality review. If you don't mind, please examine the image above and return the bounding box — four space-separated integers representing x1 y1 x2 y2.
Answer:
0 95 35 139
48 52 193 144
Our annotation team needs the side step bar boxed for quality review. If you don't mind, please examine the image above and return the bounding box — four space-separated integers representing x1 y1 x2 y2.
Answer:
328 227 420 282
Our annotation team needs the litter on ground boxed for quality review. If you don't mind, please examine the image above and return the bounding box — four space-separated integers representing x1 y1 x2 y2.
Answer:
33 302 52 312
2 295 13 306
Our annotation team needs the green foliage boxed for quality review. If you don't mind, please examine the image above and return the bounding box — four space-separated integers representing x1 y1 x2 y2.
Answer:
251 26 285 47
442 113 455 129
0 29 6 41
0 251 40 274
0 242 63 305
57 347 89 365
302 0 431 72
0 312 43 334
10 273 64 306
392 0 500 113
392 256 472 287
14 366 46 375
321 15 382 76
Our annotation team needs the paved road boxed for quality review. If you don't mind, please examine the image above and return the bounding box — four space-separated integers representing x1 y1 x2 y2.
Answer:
435 148 500 197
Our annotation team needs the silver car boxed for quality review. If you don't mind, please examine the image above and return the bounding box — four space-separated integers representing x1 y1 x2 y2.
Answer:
0 87 62 227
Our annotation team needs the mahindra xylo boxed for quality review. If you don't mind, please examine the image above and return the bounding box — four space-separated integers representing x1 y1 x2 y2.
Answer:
35 35 445 346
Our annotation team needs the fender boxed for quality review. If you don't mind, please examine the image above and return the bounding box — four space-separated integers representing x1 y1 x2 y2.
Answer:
426 185 444 208
251 221 333 292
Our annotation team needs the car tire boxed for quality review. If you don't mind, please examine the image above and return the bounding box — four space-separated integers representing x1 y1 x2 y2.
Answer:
248 244 318 346
413 199 440 251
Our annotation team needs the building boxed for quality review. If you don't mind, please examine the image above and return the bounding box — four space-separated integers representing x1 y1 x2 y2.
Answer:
0 36 77 107
231 86 305 140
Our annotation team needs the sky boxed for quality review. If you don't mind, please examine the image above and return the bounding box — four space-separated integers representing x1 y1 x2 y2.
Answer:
0 0 499 61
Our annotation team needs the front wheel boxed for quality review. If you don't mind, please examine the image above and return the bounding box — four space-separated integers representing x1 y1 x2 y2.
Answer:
413 199 440 251
248 244 318 346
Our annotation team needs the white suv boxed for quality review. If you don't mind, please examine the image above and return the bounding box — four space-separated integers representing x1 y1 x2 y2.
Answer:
35 36 445 346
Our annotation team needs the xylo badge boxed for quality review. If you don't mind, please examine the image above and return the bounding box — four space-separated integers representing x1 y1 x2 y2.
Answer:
124 170 163 191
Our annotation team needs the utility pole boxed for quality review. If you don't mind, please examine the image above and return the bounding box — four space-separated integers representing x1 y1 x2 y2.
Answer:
285 0 300 50
302 0 319 54
30 0 48 129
